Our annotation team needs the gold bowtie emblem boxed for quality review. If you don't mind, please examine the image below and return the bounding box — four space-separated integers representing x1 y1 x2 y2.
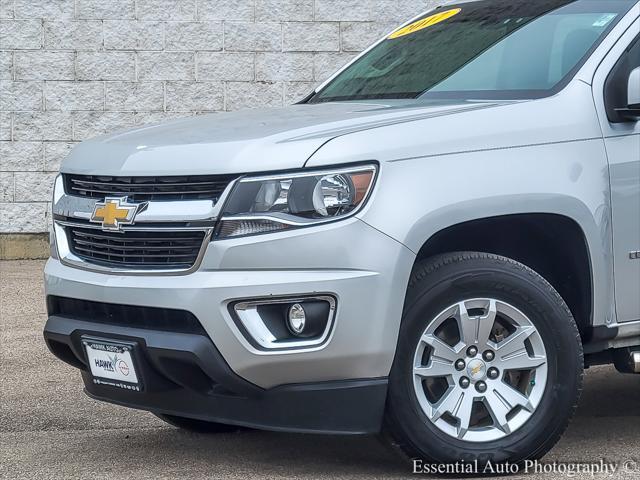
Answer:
470 365 482 376
91 197 140 231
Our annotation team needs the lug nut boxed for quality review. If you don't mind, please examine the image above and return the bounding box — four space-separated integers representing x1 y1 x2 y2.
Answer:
488 367 500 380
460 377 470 389
455 359 466 371
466 346 478 357
475 381 487 393
483 350 495 362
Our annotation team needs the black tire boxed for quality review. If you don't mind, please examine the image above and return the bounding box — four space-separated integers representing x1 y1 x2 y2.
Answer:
154 413 244 433
385 252 583 465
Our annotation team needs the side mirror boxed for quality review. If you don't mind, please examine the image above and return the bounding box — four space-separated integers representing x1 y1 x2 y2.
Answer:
616 66 640 121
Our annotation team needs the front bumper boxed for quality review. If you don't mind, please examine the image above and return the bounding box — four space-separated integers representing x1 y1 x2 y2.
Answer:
43 315 387 434
44 218 414 432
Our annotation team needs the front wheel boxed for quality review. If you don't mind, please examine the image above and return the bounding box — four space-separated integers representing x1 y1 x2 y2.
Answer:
385 252 583 465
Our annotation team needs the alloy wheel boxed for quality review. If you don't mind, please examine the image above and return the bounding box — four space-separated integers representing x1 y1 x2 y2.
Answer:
412 298 548 442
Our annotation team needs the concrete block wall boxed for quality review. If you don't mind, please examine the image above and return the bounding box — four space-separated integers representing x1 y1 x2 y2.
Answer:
0 0 439 233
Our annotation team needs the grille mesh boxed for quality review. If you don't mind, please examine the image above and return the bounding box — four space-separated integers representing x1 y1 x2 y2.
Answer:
64 174 236 202
67 227 206 269
47 296 208 335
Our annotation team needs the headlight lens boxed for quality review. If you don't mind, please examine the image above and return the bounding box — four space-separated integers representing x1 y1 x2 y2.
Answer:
216 164 377 239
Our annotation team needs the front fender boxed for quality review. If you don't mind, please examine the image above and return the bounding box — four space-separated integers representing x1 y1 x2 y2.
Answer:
355 140 614 329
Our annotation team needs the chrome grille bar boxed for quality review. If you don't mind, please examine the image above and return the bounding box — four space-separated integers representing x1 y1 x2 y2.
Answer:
66 226 207 269
64 173 238 202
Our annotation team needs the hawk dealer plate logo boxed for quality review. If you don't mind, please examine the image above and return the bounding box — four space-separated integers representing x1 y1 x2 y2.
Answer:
90 197 146 232
83 338 141 391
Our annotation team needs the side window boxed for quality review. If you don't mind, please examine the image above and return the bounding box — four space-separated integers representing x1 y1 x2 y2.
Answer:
604 34 640 123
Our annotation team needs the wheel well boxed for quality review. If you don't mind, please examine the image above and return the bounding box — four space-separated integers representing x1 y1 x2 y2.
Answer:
415 214 593 340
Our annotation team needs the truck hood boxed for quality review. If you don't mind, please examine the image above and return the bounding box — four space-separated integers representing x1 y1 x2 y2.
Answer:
62 100 502 176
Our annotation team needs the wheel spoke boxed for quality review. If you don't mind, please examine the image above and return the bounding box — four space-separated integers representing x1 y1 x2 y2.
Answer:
456 301 477 346
431 386 464 421
493 382 533 412
477 299 497 347
499 353 546 371
454 393 475 439
456 300 497 347
484 390 512 434
495 326 534 358
422 334 459 363
414 359 452 378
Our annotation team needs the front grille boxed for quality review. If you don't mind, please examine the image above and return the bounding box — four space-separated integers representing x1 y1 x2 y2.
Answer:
67 227 206 270
64 174 236 202
47 296 208 335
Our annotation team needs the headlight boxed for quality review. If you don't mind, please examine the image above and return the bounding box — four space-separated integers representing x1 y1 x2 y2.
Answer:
216 164 377 239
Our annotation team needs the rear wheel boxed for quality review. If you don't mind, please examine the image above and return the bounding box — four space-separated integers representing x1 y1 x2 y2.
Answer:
385 252 583 465
154 413 243 433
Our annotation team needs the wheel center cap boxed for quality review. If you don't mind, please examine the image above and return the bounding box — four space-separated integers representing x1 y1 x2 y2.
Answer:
467 359 487 381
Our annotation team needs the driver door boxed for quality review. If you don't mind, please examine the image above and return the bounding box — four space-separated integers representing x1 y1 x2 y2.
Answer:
593 21 640 324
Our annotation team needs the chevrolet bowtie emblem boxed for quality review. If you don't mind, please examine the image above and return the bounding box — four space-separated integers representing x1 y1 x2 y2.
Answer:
90 197 143 231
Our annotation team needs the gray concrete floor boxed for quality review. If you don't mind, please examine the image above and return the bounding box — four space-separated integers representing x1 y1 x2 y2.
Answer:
1 260 639 479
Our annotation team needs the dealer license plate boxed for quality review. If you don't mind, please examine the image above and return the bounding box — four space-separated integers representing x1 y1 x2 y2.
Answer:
83 338 141 391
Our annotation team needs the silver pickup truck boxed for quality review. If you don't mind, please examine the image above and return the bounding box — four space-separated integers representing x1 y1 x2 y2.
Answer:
43 0 640 466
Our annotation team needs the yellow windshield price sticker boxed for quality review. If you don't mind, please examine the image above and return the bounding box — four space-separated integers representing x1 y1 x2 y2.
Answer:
388 8 462 39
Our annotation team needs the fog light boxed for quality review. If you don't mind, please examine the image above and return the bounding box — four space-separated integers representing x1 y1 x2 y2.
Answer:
232 296 335 350
287 304 306 335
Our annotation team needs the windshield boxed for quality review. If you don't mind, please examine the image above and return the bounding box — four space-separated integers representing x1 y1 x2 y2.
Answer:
309 0 634 103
